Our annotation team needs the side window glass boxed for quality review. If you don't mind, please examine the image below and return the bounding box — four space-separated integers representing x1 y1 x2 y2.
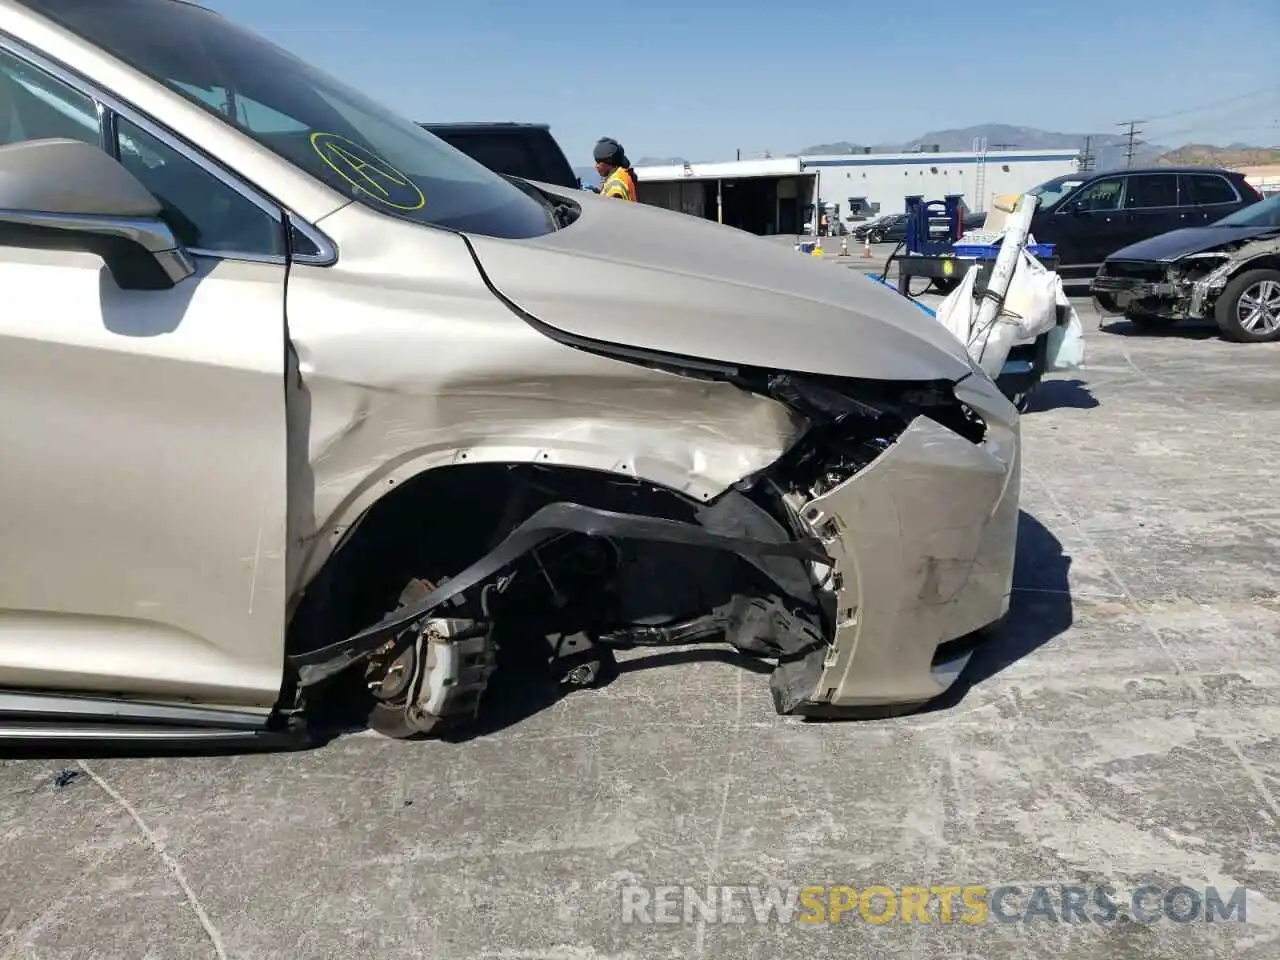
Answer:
0 48 100 148
115 116 284 256
1073 178 1124 211
1125 174 1178 209
1188 174 1237 206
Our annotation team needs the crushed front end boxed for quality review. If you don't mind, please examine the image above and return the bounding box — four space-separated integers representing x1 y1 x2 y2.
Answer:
1093 237 1280 321
287 364 1019 733
741 366 1020 713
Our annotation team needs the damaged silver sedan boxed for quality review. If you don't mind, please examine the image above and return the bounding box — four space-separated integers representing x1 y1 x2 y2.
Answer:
0 0 1020 745
1092 194 1280 342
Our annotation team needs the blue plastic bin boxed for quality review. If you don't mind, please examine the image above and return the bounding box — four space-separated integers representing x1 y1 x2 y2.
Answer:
952 241 1056 259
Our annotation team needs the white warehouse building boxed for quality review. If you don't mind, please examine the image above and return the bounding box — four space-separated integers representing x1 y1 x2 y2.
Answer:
632 149 1081 236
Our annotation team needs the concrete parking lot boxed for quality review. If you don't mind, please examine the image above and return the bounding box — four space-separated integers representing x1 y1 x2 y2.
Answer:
3 295 1279 959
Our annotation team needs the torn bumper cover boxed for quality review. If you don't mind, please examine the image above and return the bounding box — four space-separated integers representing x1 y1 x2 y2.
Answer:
783 371 1019 712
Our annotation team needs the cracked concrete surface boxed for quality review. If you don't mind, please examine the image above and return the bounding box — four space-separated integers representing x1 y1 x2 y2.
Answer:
2 299 1278 959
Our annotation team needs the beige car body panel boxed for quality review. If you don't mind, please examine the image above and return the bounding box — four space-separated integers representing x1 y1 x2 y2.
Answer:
284 202 806 596
0 249 288 709
0 0 1020 722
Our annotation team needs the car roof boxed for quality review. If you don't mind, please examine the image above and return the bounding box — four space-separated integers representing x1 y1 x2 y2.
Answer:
1085 166 1239 178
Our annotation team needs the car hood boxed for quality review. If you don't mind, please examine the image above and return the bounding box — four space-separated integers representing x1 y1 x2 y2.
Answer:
1109 225 1280 262
463 186 973 382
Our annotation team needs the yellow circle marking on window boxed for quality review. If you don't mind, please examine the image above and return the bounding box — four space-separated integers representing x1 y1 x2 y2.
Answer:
310 132 425 211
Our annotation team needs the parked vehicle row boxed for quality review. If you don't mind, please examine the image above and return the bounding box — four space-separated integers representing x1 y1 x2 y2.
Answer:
852 210 985 245
1011 165 1275 343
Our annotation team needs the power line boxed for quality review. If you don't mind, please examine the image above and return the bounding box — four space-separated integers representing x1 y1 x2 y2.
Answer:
1141 105 1279 148
1117 120 1145 167
1142 82 1280 124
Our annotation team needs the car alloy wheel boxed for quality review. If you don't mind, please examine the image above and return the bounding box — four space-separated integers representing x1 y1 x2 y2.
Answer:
1216 268 1280 343
1237 278 1280 335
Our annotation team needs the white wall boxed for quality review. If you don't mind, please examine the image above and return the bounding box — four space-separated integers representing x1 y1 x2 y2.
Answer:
802 152 1080 217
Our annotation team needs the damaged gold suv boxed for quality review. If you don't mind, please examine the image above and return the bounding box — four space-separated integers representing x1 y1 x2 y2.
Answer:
0 0 1020 745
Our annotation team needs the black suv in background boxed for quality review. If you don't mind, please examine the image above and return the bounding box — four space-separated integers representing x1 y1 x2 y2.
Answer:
1024 167 1263 277
418 121 582 191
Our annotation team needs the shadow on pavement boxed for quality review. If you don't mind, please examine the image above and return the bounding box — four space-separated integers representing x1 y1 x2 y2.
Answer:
439 640 772 744
918 510 1073 714
1099 318 1220 339
1024 378 1098 413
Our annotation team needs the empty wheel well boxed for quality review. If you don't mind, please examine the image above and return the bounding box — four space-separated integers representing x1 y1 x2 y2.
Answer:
285 462 711 658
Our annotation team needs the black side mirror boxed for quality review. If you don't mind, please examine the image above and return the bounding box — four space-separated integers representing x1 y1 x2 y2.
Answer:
0 138 195 291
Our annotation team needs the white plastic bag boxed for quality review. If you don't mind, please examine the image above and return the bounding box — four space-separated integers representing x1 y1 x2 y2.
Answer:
966 250 1064 377
933 264 980 346
998 250 1061 341
1045 304 1086 371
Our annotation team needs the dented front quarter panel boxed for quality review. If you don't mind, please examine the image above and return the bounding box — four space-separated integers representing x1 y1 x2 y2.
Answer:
792 373 1020 708
1189 238 1280 318
282 204 806 597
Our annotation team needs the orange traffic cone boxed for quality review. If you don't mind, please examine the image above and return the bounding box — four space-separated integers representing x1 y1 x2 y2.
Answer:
839 237 849 256
862 234 872 258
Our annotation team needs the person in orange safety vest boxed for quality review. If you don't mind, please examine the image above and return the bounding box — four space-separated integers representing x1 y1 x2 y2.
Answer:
593 137 638 202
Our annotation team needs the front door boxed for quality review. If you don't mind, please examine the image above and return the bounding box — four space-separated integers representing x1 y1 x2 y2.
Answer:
1050 175 1129 269
0 48 290 709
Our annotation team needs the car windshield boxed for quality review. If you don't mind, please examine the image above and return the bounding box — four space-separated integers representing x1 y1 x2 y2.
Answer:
1211 193 1280 228
1028 177 1085 211
22 0 557 239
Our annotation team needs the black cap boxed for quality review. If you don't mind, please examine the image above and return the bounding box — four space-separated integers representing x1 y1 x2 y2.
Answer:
593 137 624 163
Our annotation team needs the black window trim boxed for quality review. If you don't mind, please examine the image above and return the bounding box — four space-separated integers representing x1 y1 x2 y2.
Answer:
1181 172 1242 208
0 31 337 266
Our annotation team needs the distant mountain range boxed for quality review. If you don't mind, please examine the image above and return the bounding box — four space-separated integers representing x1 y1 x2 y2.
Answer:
1153 144 1280 168
797 124 1165 170
625 125 1279 173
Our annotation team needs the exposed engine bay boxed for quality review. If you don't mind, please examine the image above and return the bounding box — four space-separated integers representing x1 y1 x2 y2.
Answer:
283 370 992 739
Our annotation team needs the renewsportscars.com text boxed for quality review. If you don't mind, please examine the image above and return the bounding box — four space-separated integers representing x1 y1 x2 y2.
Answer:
620 884 1248 926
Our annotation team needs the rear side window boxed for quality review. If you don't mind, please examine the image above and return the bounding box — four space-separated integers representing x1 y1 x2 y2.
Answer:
1185 174 1238 206
1124 173 1178 209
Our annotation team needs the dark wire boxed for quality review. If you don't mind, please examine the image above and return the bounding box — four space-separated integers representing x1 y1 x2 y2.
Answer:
878 239 905 283
880 239 931 299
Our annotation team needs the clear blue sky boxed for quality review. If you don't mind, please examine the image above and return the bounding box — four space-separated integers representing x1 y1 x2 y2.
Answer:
206 0 1279 161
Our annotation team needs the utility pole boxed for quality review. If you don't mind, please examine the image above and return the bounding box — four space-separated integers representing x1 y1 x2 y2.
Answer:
1117 120 1145 167
1079 135 1095 172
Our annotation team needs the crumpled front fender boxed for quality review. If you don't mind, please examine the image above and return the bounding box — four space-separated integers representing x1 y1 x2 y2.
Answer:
790 373 1020 710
